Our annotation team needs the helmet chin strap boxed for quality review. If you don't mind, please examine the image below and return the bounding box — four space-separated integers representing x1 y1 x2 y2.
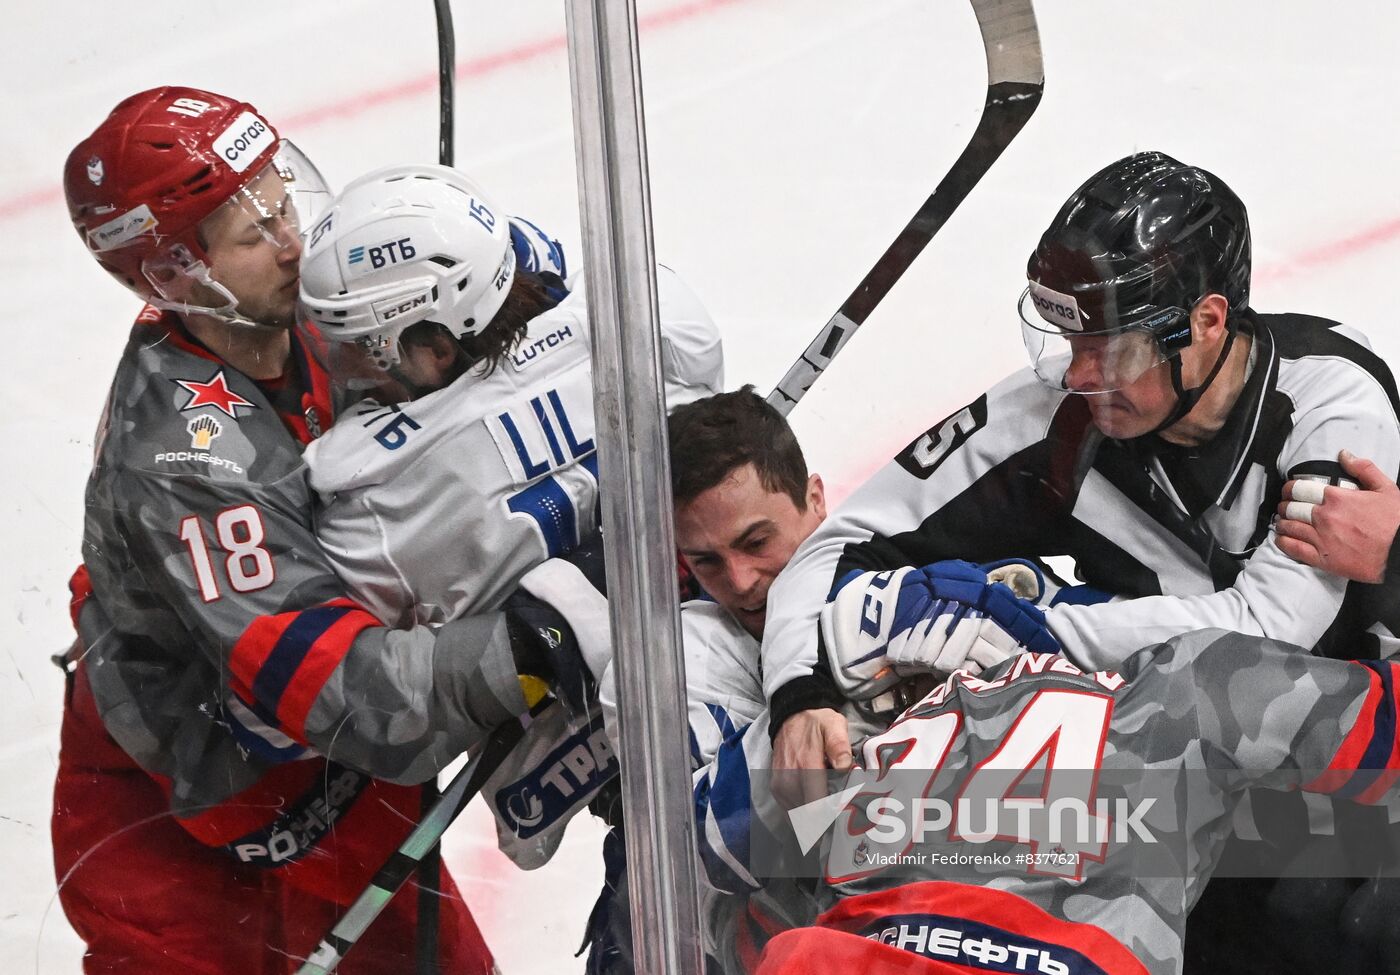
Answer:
1148 325 1237 437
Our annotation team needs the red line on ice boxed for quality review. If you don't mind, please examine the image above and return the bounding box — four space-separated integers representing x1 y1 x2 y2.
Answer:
0 0 748 222
1255 215 1400 283
0 185 63 221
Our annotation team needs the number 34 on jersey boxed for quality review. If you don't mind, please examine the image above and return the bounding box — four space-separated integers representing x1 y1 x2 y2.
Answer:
825 658 1154 885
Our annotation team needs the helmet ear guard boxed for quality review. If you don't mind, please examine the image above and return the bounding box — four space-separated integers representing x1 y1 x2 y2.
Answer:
1146 307 1193 353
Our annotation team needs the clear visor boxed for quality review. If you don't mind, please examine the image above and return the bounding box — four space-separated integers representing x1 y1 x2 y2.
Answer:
1018 287 1185 394
214 140 331 245
142 141 332 328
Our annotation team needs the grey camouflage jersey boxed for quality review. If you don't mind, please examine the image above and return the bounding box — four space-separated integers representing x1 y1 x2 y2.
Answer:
818 629 1396 974
76 310 527 848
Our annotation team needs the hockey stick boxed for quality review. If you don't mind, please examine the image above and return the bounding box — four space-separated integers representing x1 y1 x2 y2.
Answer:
414 6 458 971
766 0 1043 415
295 714 530 975
433 0 456 168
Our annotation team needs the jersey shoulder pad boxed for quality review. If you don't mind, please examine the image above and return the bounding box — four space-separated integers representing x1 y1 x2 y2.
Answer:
892 369 1079 482
1266 317 1398 408
1256 311 1346 356
653 265 724 403
1264 313 1398 404
304 396 443 493
654 265 717 343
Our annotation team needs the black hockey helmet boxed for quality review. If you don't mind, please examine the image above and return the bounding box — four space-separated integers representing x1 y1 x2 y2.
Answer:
1026 151 1250 334
1018 152 1251 427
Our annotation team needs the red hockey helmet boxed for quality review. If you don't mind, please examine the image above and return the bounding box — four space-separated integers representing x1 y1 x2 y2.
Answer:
64 86 329 326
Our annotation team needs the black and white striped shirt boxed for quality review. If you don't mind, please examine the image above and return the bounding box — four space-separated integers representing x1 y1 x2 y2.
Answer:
762 312 1400 730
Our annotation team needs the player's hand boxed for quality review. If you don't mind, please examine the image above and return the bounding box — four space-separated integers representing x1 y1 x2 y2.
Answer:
504 590 596 714
771 708 853 809
890 561 1059 674
1276 450 1400 584
821 562 1059 700
515 538 613 684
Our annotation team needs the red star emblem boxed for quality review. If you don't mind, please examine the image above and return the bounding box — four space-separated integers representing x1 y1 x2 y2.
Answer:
175 370 257 419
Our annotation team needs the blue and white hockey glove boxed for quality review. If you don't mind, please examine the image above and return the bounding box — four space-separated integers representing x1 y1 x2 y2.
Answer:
821 560 1061 700
509 216 568 280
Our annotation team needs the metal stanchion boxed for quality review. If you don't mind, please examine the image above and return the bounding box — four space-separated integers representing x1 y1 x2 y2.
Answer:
564 3 706 973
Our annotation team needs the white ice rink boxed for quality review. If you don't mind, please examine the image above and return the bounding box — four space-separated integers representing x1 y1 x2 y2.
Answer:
5 1 1400 970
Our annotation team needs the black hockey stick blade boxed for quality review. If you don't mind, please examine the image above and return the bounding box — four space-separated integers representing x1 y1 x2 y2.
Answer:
295 714 530 975
766 0 1043 415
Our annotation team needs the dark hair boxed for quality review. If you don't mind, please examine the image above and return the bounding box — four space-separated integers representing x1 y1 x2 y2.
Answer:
668 385 810 509
400 269 562 383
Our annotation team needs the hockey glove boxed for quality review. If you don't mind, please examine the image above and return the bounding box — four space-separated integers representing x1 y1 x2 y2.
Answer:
821 560 1061 701
920 559 1061 651
509 542 613 716
506 589 596 716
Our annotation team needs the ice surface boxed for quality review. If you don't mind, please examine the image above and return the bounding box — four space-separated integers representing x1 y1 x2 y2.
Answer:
5 1 1400 970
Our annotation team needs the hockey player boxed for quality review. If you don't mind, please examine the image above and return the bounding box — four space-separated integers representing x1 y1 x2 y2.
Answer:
293 162 722 970
55 88 582 973
296 162 723 630
754 626 1400 975
652 397 1398 974
763 149 1400 786
1277 449 1400 583
672 388 830 960
589 387 831 972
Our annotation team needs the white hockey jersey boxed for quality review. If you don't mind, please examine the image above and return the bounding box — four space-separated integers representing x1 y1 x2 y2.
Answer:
681 605 780 889
306 265 723 628
304 264 723 866
597 603 775 876
600 601 832 968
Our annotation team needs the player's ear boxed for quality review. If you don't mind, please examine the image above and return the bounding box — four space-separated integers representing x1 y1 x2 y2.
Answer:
402 323 460 366
807 473 827 521
1189 293 1230 345
427 328 460 365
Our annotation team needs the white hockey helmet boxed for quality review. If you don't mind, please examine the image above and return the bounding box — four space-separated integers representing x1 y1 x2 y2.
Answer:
298 163 516 370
